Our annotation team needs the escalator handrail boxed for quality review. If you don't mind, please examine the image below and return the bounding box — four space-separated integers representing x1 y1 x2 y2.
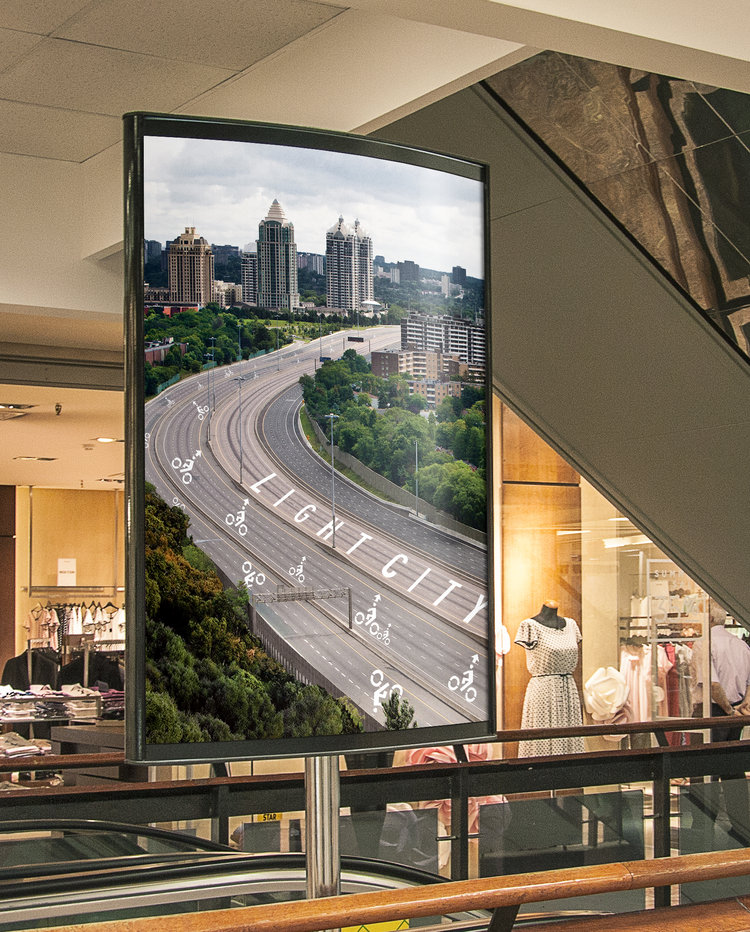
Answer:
28 846 750 932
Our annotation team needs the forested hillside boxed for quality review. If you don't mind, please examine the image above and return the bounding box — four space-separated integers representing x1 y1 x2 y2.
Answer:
144 484 363 743
299 351 486 530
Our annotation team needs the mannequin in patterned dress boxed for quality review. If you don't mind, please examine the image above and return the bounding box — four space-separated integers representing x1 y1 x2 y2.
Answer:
515 601 585 757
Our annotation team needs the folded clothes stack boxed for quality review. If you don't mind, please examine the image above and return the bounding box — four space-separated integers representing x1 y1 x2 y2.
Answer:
0 731 52 758
0 685 101 722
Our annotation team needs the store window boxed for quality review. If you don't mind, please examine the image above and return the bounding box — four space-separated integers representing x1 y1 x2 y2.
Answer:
493 398 731 757
1 383 124 759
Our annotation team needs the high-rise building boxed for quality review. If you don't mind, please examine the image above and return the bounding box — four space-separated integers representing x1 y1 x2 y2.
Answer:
167 227 214 306
145 239 162 263
298 252 325 275
397 259 420 283
211 244 241 263
256 199 299 311
212 280 243 307
326 216 373 314
241 252 258 305
452 265 467 286
401 312 486 377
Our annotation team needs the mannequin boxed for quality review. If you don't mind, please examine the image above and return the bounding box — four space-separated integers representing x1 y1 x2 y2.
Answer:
514 600 585 757
533 600 565 629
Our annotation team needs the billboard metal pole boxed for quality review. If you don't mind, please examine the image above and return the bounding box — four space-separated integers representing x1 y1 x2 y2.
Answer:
305 754 340 917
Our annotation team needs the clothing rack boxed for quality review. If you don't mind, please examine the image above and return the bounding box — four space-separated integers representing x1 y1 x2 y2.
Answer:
81 640 124 688
26 638 54 683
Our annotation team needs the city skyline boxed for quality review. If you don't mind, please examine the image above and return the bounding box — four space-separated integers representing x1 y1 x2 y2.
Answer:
144 135 485 279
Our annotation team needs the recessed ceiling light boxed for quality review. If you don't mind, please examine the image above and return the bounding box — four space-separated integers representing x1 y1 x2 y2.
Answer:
13 455 57 462
0 403 34 410
95 437 123 443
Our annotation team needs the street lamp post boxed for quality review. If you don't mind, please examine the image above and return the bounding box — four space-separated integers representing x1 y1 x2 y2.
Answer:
415 438 419 517
203 351 213 441
233 376 247 485
326 412 340 548
209 337 216 410
237 320 242 362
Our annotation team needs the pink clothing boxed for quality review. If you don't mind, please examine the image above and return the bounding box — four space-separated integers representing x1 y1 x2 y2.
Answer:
404 744 506 833
619 644 673 721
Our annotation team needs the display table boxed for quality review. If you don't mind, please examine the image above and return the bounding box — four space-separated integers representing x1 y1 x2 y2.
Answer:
50 723 146 784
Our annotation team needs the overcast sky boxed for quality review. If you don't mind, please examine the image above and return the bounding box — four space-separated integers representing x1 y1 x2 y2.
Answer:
144 136 485 278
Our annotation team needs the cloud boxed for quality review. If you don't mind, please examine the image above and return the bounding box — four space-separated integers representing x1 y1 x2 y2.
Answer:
144 135 484 277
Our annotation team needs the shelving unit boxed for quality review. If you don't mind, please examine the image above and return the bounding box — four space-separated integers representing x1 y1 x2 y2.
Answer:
619 556 709 725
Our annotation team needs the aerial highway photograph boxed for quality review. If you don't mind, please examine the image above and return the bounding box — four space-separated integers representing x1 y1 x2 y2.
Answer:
131 118 492 754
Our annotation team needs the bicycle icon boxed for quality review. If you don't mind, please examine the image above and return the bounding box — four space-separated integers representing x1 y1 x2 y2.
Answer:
354 596 390 645
192 400 209 420
370 668 403 714
288 556 306 583
448 653 479 703
226 500 249 536
171 450 201 484
144 431 151 450
171 497 185 510
241 559 266 589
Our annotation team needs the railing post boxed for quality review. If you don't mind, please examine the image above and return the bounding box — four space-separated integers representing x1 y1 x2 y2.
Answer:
211 783 230 846
451 765 470 880
652 752 672 907
488 905 520 931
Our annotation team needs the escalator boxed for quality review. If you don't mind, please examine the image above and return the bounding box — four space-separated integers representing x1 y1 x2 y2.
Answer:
0 820 492 930
375 78 750 626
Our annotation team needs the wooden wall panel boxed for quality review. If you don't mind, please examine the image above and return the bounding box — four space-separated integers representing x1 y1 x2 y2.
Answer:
501 482 582 745
502 406 579 485
29 489 123 590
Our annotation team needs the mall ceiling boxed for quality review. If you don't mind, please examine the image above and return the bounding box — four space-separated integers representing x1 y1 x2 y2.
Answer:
2 1 750 164
2 1 750 489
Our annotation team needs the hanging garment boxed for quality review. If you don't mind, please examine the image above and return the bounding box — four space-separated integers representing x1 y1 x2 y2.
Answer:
1 649 60 691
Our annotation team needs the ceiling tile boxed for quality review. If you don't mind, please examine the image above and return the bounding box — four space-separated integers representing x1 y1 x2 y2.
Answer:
0 100 121 161
0 0 93 34
55 0 344 72
0 382 124 491
0 27 44 70
0 38 235 116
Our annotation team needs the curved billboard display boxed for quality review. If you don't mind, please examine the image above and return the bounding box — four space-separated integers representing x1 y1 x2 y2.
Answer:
124 112 494 763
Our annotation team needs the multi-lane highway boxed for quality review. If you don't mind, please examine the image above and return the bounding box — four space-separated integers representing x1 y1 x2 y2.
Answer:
145 326 491 730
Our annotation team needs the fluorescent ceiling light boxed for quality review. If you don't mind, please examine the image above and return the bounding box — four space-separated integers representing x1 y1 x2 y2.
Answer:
603 534 651 549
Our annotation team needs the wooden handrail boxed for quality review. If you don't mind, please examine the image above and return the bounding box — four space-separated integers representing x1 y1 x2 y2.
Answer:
525 895 750 930
22 847 750 932
0 752 124 773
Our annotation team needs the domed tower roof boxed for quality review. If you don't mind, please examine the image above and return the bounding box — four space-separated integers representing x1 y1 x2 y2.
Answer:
264 198 291 225
327 215 351 236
